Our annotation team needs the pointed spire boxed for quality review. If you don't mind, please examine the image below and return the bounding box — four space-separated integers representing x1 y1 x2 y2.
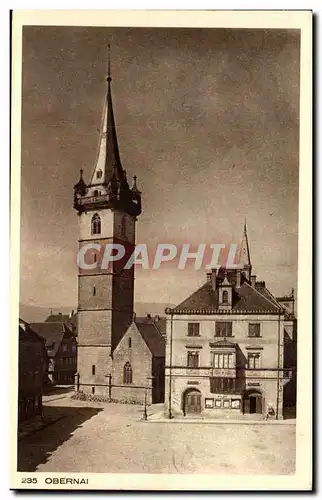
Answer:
74 168 86 195
90 43 123 186
131 175 141 194
238 218 252 278
107 43 111 83
222 269 231 286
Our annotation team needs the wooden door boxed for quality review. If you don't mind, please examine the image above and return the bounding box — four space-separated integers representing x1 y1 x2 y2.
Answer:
185 391 201 413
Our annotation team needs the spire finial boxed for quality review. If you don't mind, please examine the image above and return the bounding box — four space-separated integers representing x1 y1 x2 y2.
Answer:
80 168 84 179
107 43 111 83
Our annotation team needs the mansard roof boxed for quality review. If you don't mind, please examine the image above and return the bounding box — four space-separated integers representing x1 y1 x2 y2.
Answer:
168 278 283 315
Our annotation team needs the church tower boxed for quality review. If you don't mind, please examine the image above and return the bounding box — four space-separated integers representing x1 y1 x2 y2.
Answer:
73 47 142 395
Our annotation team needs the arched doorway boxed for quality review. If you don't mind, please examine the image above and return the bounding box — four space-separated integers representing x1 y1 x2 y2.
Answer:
243 389 263 414
183 388 202 415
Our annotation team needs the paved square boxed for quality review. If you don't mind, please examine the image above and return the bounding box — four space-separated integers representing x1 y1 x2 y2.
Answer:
18 396 296 475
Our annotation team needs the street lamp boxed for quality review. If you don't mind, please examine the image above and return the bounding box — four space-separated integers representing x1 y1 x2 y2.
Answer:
142 375 154 421
168 312 174 419
143 385 148 421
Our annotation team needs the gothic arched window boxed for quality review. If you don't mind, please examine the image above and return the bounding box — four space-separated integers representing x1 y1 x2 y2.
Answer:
91 213 101 235
222 290 229 303
123 362 132 384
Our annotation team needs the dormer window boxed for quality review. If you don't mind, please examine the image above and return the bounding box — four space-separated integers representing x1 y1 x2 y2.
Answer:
91 213 101 235
96 169 103 179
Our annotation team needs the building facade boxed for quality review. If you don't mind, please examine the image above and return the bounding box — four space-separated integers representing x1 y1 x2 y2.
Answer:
111 316 165 404
30 322 77 385
18 319 48 422
73 50 142 396
164 225 296 419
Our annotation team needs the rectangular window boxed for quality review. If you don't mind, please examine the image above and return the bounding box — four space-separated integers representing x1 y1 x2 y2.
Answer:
215 322 233 337
247 353 261 369
92 387 95 395
210 377 236 394
187 352 199 368
187 323 200 337
92 365 95 375
213 353 234 369
248 323 261 337
128 337 132 348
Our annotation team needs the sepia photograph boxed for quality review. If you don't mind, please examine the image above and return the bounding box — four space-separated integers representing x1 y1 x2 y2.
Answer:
10 10 312 491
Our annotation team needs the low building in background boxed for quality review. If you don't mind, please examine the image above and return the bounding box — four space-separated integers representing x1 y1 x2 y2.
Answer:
45 310 78 337
18 319 48 422
30 321 77 385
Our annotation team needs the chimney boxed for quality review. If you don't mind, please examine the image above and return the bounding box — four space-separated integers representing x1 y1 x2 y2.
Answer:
206 271 212 283
236 269 241 288
147 313 151 320
58 312 62 315
251 275 256 288
154 314 160 322
211 270 217 291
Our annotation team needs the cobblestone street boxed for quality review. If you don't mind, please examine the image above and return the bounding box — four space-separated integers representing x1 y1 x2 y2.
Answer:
18 395 296 475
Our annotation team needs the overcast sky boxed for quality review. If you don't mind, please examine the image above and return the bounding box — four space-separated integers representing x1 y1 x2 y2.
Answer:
20 26 300 309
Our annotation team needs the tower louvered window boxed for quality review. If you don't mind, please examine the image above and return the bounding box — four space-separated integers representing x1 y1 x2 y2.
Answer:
91 213 101 235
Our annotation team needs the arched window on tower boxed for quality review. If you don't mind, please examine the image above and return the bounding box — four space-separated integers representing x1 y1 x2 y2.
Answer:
91 213 101 235
222 290 229 304
123 362 132 384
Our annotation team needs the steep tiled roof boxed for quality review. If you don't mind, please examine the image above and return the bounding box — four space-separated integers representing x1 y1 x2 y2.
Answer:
135 315 166 336
30 322 74 356
19 324 45 344
174 282 218 311
154 317 166 336
134 320 165 357
45 313 77 328
170 280 282 314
